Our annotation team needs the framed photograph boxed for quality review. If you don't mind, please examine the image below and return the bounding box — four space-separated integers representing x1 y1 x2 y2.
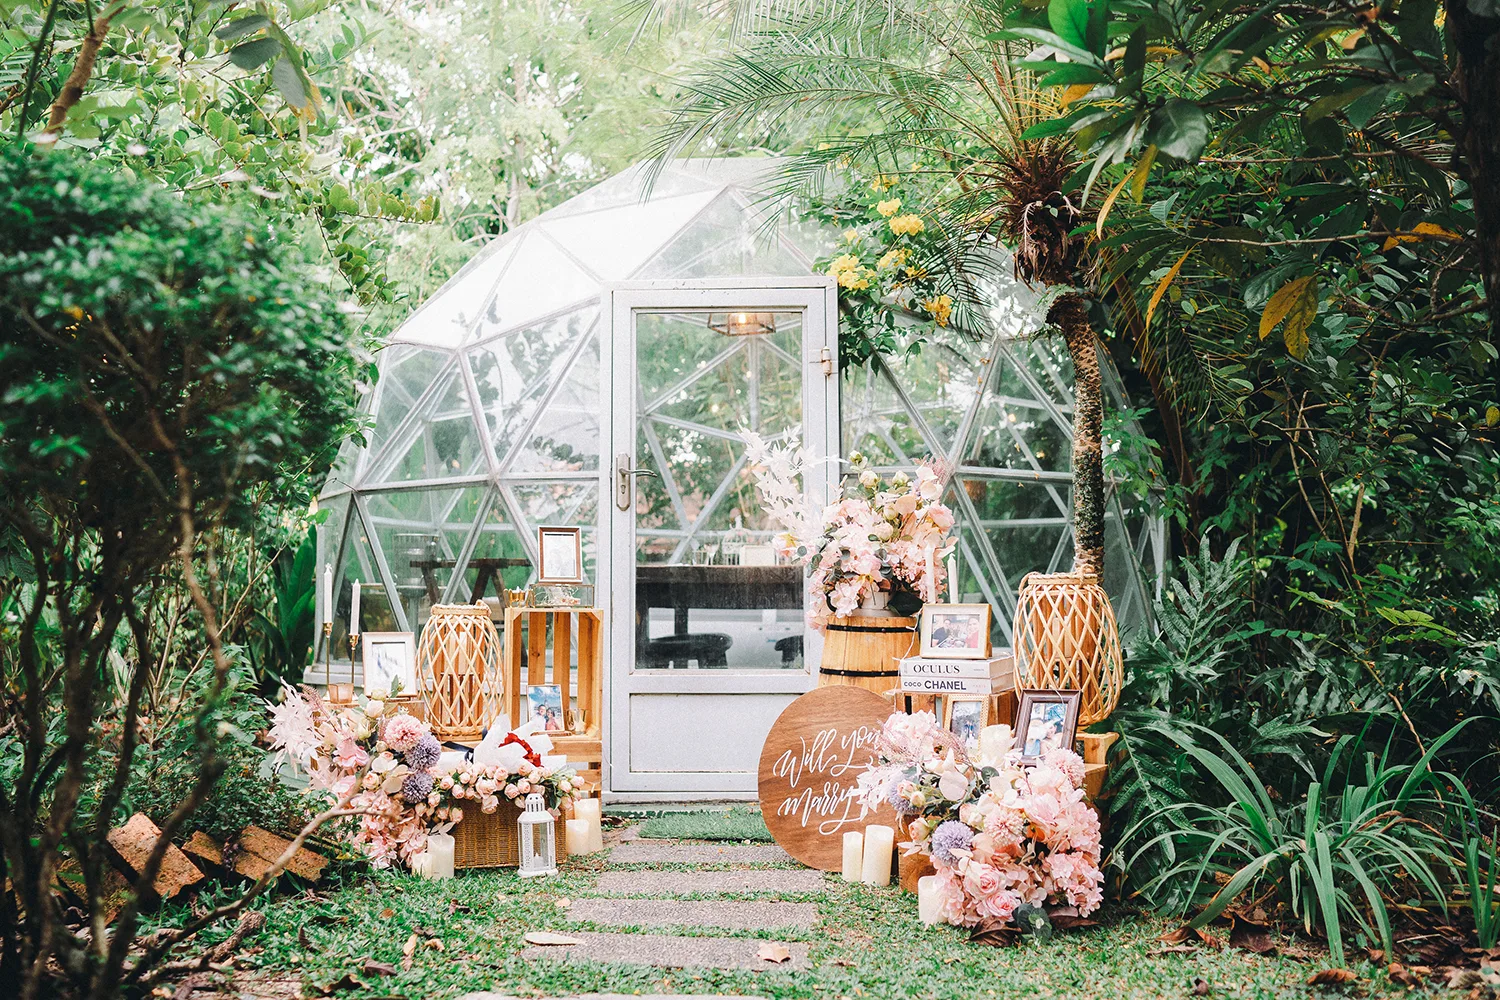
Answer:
919 603 992 658
1014 689 1082 764
526 683 566 732
537 525 583 584
361 632 416 697
944 696 989 751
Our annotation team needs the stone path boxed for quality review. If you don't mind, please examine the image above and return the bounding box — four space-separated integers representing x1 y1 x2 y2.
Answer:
516 822 827 983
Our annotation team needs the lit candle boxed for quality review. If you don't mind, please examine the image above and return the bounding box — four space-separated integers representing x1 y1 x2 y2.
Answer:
565 818 590 856
917 874 943 925
947 556 958 603
322 563 333 627
350 581 361 636
841 831 864 882
427 833 455 879
573 798 604 853
860 824 894 887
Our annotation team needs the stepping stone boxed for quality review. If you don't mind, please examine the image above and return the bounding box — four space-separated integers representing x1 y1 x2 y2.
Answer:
608 841 792 865
519 930 810 971
568 897 819 931
593 869 824 896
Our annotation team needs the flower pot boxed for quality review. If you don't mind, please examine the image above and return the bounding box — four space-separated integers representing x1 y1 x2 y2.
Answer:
1012 572 1122 728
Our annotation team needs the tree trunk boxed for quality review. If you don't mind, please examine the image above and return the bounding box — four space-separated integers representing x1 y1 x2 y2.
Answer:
1446 1 1500 344
1050 293 1105 581
42 9 116 136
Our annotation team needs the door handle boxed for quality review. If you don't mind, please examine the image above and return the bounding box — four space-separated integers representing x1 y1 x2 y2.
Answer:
615 453 658 511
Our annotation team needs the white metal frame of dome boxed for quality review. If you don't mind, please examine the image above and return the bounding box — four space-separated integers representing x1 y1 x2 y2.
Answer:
314 158 1165 672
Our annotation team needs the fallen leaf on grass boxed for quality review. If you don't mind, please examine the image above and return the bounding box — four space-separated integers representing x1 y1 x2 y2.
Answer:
448 899 471 915
1191 977 1211 996
1226 909 1274 955
757 942 792 964
1149 944 1199 955
297 927 317 952
1387 962 1427 987
1049 913 1098 930
361 960 397 977
1307 967 1359 987
309 973 365 995
401 932 418 971
969 919 1021 948
523 931 582 946
555 897 572 909
1446 968 1484 990
378 908 395 919
1160 925 1223 950
423 938 445 951
831 958 855 967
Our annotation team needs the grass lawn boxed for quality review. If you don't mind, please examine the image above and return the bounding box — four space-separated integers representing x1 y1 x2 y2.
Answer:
635 806 774 842
164 828 1411 1000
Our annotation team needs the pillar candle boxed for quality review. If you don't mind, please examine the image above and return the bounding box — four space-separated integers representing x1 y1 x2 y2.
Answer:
410 852 432 878
840 831 864 882
573 798 604 853
427 832 455 879
350 581 361 636
917 874 943 925
565 818 590 856
947 556 958 603
860 824 894 887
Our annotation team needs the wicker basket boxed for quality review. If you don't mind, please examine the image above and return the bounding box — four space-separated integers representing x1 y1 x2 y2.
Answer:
451 798 569 869
417 604 502 740
1012 572 1122 728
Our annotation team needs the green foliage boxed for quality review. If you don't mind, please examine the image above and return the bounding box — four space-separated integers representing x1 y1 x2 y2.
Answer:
1464 829 1500 949
243 529 319 695
1120 722 1478 966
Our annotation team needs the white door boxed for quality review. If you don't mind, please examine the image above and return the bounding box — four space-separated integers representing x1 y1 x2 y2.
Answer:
601 279 838 799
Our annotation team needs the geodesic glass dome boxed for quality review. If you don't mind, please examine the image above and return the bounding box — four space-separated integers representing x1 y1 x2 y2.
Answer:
315 158 1163 662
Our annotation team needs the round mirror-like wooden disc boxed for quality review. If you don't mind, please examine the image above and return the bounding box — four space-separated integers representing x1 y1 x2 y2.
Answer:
757 685 898 871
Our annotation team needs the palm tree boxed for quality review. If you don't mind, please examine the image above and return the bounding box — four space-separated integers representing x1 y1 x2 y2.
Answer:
643 0 1109 575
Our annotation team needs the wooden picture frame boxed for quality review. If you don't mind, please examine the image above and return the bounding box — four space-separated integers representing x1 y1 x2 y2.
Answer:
1014 689 1082 764
361 631 416 697
943 695 990 751
537 525 584 584
919 603 992 658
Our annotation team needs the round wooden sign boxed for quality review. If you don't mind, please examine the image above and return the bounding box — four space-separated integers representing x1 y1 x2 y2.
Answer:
757 685 898 871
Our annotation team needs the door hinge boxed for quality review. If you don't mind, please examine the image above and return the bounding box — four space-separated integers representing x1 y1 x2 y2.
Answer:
817 346 833 378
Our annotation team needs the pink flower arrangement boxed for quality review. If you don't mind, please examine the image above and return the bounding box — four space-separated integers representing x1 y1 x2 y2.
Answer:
263 685 584 871
859 711 1103 927
744 435 957 628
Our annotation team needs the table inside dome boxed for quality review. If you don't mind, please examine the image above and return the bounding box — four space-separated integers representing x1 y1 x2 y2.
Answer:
633 564 802 660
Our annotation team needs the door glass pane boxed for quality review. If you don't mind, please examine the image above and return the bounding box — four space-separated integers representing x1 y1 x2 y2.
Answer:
632 310 806 671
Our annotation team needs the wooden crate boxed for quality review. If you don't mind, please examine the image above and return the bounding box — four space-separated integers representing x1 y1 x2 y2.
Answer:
502 608 603 783
451 798 570 870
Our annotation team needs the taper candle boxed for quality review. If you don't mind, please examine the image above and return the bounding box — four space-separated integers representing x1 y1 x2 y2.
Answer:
947 556 958 603
350 581 361 635
860 824 895 887
322 564 333 627
840 831 864 882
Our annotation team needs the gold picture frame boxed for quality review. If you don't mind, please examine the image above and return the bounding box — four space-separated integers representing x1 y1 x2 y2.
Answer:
919 603 992 658
943 695 990 751
537 525 584 584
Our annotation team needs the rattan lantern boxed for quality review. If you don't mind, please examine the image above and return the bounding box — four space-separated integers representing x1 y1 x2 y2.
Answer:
1012 572 1123 728
417 603 502 740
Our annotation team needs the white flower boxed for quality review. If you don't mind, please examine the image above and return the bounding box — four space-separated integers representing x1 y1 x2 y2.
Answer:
265 684 319 768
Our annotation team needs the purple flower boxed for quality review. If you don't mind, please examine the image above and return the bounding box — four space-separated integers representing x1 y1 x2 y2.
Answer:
930 820 973 865
885 780 917 816
405 733 441 772
401 771 434 805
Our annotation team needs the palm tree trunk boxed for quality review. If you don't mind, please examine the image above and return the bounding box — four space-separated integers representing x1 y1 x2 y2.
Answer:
1049 293 1105 580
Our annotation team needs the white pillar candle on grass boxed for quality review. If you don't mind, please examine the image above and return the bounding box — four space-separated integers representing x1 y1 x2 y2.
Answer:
427 833 455 879
573 798 604 853
917 874 943 925
350 581 361 635
860 824 895 887
840 831 864 882
410 852 432 878
565 818 590 856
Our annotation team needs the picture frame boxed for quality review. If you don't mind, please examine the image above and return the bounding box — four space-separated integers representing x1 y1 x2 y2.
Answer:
943 695 990 751
1014 689 1082 764
919 603 992 658
526 683 566 733
361 632 416 697
537 525 584 584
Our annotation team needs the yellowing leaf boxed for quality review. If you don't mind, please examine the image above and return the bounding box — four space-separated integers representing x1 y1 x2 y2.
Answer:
1060 84 1094 107
758 941 793 964
1486 406 1499 427
1130 144 1158 203
1381 221 1464 250
1259 276 1316 343
1145 249 1192 329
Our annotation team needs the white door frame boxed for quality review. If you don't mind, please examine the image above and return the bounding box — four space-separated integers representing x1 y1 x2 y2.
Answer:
599 277 839 801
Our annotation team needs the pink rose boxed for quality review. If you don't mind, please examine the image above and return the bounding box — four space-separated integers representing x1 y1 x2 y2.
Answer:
504 783 519 798
481 794 499 814
476 777 497 795
450 807 463 824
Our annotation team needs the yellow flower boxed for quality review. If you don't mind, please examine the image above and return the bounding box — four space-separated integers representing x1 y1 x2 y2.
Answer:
876 198 902 217
876 248 908 271
827 253 873 290
869 174 898 191
889 213 925 236
842 228 862 244
922 294 953 327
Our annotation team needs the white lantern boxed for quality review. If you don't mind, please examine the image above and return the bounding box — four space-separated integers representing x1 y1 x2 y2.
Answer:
517 792 557 877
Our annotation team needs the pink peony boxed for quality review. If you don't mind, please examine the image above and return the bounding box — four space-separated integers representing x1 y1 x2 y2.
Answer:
383 714 427 753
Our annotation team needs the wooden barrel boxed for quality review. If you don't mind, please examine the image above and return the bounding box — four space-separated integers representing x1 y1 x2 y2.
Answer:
817 615 917 694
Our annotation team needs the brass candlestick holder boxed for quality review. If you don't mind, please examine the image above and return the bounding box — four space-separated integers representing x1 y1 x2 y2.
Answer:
321 621 333 689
